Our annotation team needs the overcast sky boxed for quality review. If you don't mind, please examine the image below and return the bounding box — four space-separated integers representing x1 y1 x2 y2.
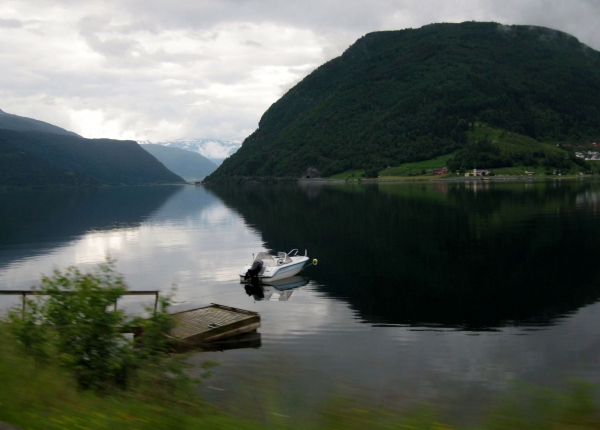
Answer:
2 0 600 141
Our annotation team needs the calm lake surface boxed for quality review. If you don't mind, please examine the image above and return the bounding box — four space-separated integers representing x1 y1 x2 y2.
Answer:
2 180 600 422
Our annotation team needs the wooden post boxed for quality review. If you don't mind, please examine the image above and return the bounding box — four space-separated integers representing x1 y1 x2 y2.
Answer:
1 290 161 316
21 292 26 318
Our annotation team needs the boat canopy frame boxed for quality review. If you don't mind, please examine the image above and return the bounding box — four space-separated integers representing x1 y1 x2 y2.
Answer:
254 251 292 266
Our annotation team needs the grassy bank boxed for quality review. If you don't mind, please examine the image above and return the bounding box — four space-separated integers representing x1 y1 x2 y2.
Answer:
0 322 267 430
0 322 443 430
3 322 600 430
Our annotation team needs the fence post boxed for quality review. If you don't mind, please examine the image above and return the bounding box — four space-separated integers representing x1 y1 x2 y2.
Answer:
21 292 26 319
154 292 159 314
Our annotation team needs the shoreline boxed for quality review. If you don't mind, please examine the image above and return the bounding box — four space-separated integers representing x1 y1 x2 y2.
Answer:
298 175 595 184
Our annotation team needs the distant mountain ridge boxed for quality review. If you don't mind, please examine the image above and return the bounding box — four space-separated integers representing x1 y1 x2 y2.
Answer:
206 22 600 181
0 110 185 187
0 137 97 187
141 144 217 181
138 138 243 165
0 109 79 137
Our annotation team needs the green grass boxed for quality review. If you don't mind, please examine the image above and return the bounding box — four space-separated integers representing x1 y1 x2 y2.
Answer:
588 160 600 172
376 125 580 179
0 322 455 430
0 324 263 430
330 153 457 180
468 125 567 157
380 152 458 177
3 322 600 430
329 125 582 181
329 170 365 180
487 166 549 176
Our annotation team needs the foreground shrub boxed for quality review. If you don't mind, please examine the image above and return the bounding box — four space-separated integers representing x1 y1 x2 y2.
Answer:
8 259 188 393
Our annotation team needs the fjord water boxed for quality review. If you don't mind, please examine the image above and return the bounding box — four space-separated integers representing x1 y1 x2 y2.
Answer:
2 181 600 421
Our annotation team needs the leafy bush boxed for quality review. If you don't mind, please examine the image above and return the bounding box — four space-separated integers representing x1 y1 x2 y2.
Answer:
363 168 380 178
8 259 189 393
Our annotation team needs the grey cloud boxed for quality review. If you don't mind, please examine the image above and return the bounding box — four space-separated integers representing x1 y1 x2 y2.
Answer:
100 0 600 63
36 0 600 47
78 16 140 59
243 39 262 48
496 24 512 33
276 65 322 95
0 19 24 28
118 0 391 37
5 0 600 142
462 0 600 49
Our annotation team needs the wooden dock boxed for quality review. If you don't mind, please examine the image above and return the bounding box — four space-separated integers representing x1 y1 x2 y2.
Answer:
1 290 261 349
168 303 260 346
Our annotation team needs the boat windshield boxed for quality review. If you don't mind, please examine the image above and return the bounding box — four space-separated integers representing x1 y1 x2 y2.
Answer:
255 252 276 266
255 252 292 266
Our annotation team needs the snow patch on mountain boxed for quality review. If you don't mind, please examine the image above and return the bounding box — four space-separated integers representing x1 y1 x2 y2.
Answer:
138 138 243 164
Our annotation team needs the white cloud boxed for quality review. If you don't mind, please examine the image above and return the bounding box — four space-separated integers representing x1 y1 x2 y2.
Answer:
1 0 600 141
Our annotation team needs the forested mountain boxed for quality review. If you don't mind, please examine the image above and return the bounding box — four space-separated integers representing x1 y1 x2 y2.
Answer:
0 138 97 187
0 129 185 187
0 109 79 137
141 144 217 181
207 22 600 181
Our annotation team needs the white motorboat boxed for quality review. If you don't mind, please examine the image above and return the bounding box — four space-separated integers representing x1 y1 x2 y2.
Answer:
240 249 315 283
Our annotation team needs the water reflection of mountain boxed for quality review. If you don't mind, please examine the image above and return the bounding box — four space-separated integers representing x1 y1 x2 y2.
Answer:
209 182 600 329
0 186 182 264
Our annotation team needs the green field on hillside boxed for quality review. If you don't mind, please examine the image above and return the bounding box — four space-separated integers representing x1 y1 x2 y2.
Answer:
330 153 456 179
468 125 567 157
329 170 365 180
330 125 581 180
380 152 457 177
446 124 585 173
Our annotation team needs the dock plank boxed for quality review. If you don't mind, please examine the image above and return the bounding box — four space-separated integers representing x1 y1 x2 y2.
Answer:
168 304 260 346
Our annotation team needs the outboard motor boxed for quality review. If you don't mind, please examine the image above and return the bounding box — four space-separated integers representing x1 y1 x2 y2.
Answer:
244 259 263 281
244 284 264 300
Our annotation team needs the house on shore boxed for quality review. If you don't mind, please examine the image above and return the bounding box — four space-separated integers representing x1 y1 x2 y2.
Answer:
465 168 490 177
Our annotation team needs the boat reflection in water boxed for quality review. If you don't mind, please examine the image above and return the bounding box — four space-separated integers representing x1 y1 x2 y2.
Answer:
243 276 309 301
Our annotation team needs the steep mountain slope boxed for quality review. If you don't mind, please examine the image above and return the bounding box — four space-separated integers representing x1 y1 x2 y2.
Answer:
141 144 217 181
207 22 600 181
0 139 97 187
0 109 79 137
0 129 185 186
